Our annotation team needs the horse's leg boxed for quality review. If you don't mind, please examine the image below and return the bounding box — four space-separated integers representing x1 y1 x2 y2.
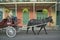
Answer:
26 27 30 34
32 27 36 35
37 27 43 35
44 27 47 34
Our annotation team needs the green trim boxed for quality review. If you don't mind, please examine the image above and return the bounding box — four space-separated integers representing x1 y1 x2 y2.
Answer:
23 12 29 25
23 8 29 13
0 11 3 21
57 11 60 25
12 9 16 17
42 9 48 15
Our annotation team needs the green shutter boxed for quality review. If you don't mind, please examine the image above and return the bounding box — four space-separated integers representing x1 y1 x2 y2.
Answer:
57 11 60 25
0 8 3 22
0 11 3 21
37 12 43 20
36 10 48 20
36 10 43 20
12 9 16 17
23 12 29 25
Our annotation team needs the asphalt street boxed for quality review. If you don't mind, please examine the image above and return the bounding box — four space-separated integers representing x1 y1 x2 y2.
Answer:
0 30 60 40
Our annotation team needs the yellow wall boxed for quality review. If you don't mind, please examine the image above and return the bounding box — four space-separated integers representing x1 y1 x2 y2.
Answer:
51 8 56 26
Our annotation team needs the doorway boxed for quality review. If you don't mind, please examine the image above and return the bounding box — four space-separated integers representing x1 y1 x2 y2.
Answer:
36 10 43 20
0 11 3 21
57 11 60 25
23 8 29 25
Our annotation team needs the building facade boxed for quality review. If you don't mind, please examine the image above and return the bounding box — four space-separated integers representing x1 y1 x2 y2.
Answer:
0 0 59 30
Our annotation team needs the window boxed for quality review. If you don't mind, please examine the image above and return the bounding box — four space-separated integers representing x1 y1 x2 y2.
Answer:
36 10 43 20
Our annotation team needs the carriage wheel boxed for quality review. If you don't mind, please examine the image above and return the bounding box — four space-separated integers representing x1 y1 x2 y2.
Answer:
6 26 16 37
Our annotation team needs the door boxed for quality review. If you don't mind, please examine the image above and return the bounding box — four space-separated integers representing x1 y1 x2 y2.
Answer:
36 10 48 20
12 9 16 17
0 11 3 22
36 10 43 20
23 11 29 25
57 11 60 25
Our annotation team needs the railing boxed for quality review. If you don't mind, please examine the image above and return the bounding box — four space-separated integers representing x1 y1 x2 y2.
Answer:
0 0 57 3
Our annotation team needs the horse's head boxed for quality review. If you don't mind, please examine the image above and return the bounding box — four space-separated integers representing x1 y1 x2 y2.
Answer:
47 16 54 24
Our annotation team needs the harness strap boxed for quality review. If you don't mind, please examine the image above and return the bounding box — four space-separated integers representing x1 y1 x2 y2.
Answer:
24 23 47 27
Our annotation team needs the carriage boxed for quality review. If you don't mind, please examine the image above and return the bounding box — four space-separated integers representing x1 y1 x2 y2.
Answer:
0 16 21 37
0 16 53 37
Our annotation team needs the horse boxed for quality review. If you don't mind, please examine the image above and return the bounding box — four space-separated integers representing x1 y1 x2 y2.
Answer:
26 16 54 35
